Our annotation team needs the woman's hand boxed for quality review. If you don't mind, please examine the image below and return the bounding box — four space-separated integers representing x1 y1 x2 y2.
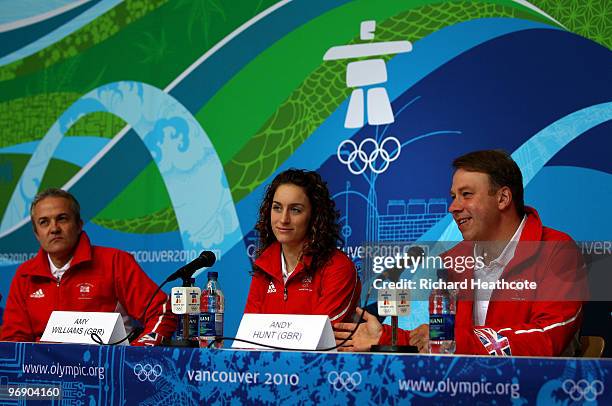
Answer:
333 307 383 352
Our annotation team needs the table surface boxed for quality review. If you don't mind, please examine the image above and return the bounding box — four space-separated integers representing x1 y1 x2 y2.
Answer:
0 341 609 405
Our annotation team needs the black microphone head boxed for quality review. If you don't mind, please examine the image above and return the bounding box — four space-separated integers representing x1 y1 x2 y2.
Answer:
196 250 216 268
166 251 217 283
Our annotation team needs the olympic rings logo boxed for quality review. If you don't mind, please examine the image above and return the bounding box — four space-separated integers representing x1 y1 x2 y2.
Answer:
133 363 163 382
327 371 362 391
337 137 401 175
562 379 604 402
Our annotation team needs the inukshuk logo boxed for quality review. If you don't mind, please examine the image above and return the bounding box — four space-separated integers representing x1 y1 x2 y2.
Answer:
323 20 411 128
133 363 163 382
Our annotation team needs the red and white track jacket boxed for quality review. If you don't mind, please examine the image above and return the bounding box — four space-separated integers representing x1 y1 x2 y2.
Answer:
0 232 176 344
380 207 584 356
244 242 360 323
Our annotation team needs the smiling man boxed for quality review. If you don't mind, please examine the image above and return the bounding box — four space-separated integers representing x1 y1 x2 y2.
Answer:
335 150 585 356
0 188 175 345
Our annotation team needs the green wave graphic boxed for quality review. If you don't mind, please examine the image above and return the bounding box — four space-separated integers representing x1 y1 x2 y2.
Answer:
91 206 178 234
531 0 611 49
65 111 127 139
0 154 81 215
0 154 30 215
0 0 170 82
1 151 178 234
0 93 80 147
92 161 178 232
0 0 277 134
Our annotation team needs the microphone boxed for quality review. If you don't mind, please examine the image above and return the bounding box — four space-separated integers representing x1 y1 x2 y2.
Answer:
166 251 216 282
93 252 215 347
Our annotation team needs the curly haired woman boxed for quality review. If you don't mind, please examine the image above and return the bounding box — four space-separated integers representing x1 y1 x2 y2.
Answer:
244 169 360 323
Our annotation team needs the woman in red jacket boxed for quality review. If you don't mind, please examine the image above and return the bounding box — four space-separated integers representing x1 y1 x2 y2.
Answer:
244 169 360 323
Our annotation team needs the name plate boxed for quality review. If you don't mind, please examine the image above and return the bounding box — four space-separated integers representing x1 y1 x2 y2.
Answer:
41 311 127 345
232 314 336 351
377 288 411 316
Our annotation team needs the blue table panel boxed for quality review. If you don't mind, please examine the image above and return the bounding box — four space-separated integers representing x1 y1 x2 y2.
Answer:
0 342 609 405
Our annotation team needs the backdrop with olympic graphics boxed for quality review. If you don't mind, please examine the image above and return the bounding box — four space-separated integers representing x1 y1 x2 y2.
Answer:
0 0 611 336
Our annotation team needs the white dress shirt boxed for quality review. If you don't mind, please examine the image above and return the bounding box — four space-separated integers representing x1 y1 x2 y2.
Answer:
48 254 72 281
473 215 526 325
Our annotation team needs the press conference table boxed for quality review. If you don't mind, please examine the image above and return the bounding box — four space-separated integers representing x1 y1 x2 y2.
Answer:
0 341 609 405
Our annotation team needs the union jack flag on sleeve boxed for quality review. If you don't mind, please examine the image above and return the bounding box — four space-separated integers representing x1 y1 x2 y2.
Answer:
474 328 512 356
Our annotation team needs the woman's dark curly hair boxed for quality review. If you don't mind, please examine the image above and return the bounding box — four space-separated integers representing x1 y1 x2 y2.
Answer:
255 169 342 273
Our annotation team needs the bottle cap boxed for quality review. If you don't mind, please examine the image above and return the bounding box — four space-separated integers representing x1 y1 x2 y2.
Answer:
208 271 218 279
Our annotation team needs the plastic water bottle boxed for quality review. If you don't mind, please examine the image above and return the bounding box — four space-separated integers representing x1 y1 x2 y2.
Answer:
199 272 224 348
429 270 456 354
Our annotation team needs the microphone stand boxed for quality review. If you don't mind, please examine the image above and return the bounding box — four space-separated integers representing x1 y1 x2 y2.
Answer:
164 275 200 348
370 268 418 353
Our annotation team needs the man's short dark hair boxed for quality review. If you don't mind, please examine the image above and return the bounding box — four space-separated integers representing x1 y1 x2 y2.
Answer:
30 188 82 224
452 150 525 216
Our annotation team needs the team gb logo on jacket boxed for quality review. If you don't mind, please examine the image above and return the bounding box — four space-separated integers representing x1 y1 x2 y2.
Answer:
77 283 94 299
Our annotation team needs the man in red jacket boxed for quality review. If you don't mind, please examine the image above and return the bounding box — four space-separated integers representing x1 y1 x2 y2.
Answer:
335 150 585 356
0 188 176 345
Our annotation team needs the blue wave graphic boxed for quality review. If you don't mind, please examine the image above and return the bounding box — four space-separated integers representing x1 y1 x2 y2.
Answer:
525 166 612 241
0 0 121 65
0 0 77 24
0 136 109 167
0 81 242 263
437 102 612 242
